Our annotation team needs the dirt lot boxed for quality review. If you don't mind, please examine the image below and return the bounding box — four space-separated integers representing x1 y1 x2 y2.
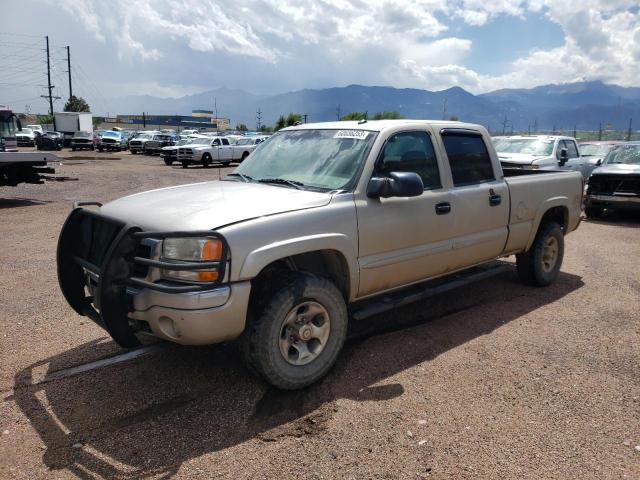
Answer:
1 149 639 479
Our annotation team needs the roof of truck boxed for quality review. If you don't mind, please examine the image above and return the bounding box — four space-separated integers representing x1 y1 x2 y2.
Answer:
282 119 481 132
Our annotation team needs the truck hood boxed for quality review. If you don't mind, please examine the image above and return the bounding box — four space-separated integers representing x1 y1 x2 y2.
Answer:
100 180 333 231
497 152 549 164
591 164 640 175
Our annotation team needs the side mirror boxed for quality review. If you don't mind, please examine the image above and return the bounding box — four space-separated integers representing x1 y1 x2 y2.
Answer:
558 148 569 166
367 171 424 198
595 158 603 166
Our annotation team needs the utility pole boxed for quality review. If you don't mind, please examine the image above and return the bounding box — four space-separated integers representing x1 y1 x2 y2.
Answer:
573 125 576 139
214 97 218 133
598 122 602 141
552 124 556 135
66 45 72 100
303 114 308 124
336 104 341 120
143 112 146 128
442 98 447 120
41 36 61 117
502 115 508 135
627 118 633 141
256 108 262 131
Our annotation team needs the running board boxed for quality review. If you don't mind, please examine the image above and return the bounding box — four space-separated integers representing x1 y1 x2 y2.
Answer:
350 261 511 321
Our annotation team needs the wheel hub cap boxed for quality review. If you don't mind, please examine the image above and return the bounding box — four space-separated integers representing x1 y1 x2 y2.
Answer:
542 236 559 272
279 301 331 366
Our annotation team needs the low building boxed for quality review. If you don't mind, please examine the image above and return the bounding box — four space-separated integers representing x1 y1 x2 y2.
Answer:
101 110 230 132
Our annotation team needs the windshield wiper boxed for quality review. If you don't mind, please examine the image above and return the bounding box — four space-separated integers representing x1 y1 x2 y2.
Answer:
257 178 305 189
225 173 253 182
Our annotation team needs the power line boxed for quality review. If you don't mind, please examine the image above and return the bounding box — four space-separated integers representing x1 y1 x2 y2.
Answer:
0 31 45 39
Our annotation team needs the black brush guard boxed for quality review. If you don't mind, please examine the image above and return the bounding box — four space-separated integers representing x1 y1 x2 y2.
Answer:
57 204 229 347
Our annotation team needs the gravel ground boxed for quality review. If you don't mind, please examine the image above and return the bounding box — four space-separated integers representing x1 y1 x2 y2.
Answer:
0 150 639 479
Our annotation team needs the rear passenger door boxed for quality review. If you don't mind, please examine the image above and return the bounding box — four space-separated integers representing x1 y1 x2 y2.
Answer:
356 129 453 296
439 129 509 270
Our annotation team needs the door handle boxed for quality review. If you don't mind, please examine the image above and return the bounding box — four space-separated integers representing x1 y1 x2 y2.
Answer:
435 202 451 215
489 194 502 206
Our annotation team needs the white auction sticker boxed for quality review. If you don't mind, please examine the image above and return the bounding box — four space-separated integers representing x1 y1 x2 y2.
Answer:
334 130 370 140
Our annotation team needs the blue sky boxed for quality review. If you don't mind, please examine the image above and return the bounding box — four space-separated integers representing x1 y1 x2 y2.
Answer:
1 0 639 115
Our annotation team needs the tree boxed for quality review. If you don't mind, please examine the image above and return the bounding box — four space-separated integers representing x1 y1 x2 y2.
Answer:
63 95 90 112
286 112 302 126
372 111 403 120
235 123 248 131
36 113 54 125
260 125 274 133
275 115 287 131
449 115 459 121
340 111 368 121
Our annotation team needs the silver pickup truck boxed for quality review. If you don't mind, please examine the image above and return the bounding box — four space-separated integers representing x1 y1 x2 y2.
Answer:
57 120 583 389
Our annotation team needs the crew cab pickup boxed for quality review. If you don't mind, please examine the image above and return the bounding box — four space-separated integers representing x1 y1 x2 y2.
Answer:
177 136 255 167
57 120 583 390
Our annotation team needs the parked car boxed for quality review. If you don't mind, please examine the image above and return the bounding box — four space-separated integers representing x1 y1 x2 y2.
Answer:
178 136 261 167
160 137 208 165
493 135 587 177
35 131 64 150
71 131 94 151
128 131 160 154
26 124 44 135
578 141 622 178
96 131 125 152
93 129 106 148
584 142 640 218
143 134 178 155
16 127 37 146
57 120 583 390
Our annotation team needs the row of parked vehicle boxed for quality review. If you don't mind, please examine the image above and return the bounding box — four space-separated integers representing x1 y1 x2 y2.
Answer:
492 135 639 219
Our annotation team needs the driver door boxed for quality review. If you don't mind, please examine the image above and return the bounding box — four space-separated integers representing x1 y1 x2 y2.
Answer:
356 129 453 297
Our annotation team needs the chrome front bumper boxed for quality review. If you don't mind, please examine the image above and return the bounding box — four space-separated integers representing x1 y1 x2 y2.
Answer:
587 193 640 208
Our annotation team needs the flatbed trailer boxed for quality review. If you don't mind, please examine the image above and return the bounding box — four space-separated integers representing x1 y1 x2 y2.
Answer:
0 151 58 187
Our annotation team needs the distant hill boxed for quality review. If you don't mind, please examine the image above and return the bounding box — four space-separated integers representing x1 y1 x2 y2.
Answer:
108 80 640 131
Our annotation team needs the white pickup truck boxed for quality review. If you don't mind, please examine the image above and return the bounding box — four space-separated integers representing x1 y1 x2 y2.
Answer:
493 135 588 178
177 136 258 167
57 120 583 389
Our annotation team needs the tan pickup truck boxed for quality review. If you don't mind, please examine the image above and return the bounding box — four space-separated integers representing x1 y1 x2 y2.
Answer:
57 120 583 389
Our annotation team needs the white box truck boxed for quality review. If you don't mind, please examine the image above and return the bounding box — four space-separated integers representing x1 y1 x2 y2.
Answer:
54 112 93 145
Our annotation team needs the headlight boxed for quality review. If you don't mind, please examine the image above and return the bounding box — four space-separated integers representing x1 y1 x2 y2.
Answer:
162 237 223 282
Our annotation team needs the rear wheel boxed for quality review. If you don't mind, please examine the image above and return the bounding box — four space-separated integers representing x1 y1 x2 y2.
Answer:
240 272 348 390
516 221 564 287
241 151 249 162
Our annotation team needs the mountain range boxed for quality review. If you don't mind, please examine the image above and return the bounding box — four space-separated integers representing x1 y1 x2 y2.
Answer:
107 81 640 132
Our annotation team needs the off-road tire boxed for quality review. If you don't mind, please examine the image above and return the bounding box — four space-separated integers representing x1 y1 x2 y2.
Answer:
241 151 249 162
240 272 348 390
516 221 564 287
163 158 173 166
181 160 189 168
585 206 604 219
202 153 212 168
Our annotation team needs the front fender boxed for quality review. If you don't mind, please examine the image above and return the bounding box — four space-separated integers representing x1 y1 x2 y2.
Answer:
238 233 359 300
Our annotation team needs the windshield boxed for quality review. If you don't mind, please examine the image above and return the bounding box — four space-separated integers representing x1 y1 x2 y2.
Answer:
74 131 91 138
493 138 554 156
0 112 17 139
103 131 119 138
580 144 615 156
231 128 377 191
604 145 640 165
136 134 152 140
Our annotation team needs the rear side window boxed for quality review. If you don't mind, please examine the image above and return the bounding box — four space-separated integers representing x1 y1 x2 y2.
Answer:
378 131 441 190
441 132 495 186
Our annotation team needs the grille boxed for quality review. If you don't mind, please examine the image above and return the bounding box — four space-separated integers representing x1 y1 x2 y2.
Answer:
178 148 193 155
588 174 640 195
77 214 123 267
130 141 142 146
102 138 117 144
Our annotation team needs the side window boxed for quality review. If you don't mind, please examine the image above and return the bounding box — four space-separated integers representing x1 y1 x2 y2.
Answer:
377 131 441 190
441 132 495 186
221 138 230 145
566 140 579 158
212 139 220 146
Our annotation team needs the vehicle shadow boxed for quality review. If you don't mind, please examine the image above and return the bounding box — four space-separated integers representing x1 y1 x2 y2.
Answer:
583 210 640 227
0 198 52 209
9 268 583 478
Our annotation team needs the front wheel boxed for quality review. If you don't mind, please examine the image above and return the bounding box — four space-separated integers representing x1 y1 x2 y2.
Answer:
181 160 189 168
516 221 564 287
240 272 348 390
202 153 212 168
163 158 173 166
